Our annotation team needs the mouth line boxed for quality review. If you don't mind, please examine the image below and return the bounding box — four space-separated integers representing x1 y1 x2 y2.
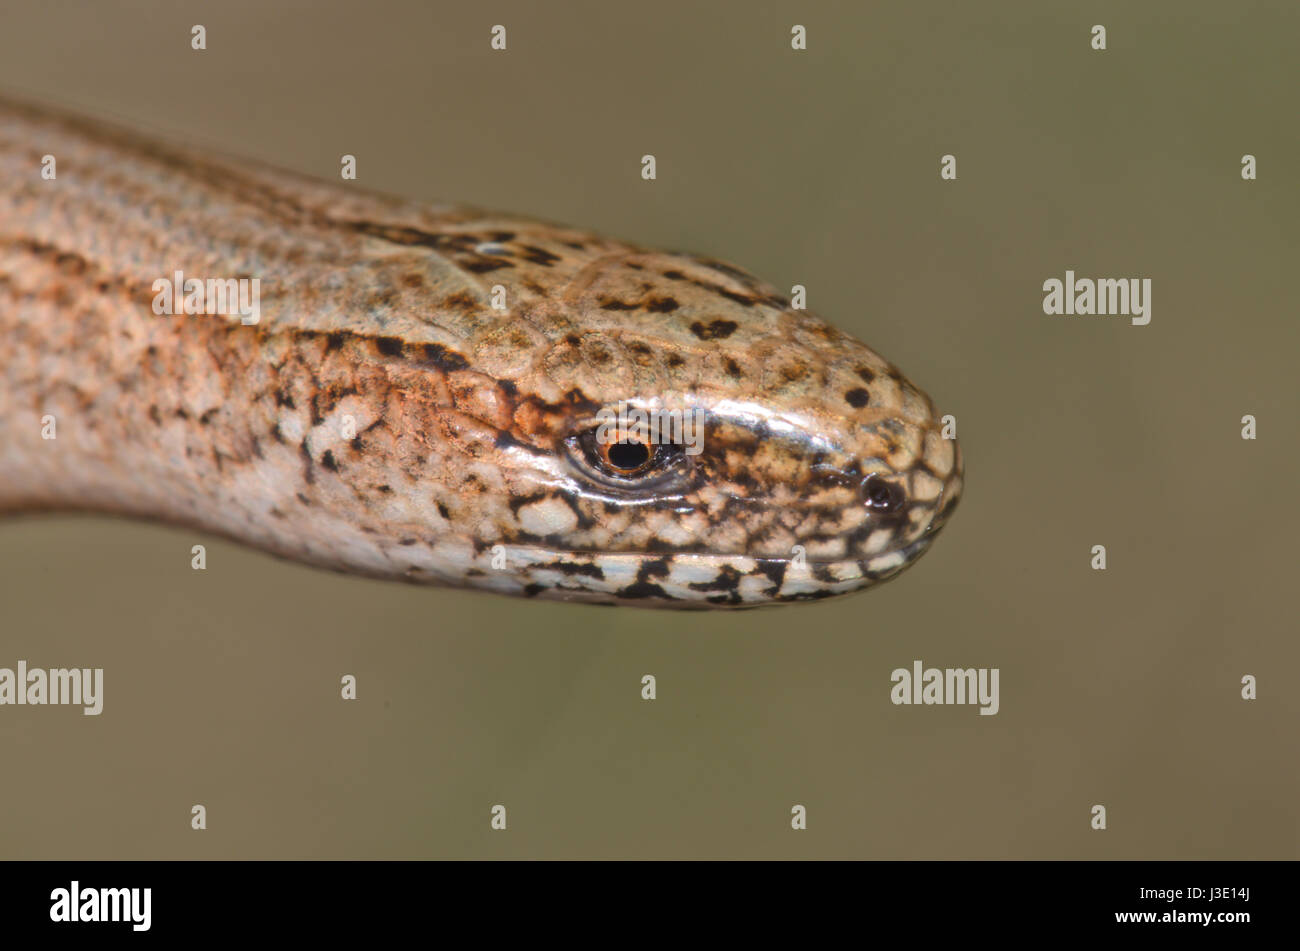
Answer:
501 536 935 572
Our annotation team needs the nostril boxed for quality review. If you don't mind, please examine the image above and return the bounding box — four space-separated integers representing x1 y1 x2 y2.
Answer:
861 473 906 513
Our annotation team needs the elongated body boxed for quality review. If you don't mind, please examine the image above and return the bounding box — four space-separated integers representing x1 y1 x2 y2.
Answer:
0 98 962 607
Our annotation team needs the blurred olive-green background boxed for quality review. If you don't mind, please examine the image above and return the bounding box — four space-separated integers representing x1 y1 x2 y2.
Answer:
1 1 1296 859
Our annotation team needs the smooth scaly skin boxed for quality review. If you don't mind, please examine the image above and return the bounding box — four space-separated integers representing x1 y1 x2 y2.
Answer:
0 98 963 608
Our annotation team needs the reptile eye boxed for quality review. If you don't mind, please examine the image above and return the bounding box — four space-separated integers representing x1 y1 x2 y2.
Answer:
862 474 906 513
566 422 691 493
600 438 653 475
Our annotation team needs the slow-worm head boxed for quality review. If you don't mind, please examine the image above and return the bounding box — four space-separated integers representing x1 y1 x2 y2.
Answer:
0 98 963 607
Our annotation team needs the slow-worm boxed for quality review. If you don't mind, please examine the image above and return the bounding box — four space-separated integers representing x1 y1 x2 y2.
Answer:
0 97 962 608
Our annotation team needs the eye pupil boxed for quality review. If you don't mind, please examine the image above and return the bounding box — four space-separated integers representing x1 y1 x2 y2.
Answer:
606 440 651 472
863 475 904 512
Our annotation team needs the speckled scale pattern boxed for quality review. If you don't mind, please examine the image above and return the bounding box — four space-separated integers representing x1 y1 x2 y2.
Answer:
0 98 963 607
